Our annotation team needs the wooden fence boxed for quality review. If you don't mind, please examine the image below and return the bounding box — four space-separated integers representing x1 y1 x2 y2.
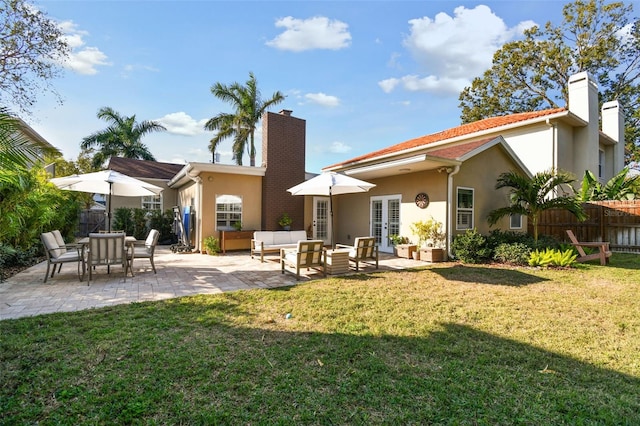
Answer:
77 209 106 237
531 201 640 253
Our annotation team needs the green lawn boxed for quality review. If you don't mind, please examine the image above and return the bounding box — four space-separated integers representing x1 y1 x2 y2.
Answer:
1 255 639 424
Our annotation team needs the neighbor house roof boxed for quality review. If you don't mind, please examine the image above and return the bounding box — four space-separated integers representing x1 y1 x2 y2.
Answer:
325 107 567 170
107 157 185 180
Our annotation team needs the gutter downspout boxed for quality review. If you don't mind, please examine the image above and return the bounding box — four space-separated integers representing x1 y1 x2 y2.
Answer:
186 172 203 252
446 165 461 259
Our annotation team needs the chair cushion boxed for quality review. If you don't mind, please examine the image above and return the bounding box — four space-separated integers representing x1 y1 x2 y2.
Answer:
42 232 64 259
54 250 81 262
52 230 67 254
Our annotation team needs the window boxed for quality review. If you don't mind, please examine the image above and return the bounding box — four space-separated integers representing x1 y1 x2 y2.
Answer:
142 194 162 211
510 214 522 229
456 187 474 230
216 194 242 230
509 193 522 229
599 149 605 179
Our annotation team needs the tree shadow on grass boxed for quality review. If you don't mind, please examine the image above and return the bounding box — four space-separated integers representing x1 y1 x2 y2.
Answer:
1 300 637 424
427 264 549 286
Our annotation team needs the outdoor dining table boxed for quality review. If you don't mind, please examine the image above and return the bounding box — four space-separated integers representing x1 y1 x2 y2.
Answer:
78 235 137 278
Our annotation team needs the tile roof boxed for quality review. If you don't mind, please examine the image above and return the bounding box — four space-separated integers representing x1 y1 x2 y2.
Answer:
426 137 498 161
326 107 566 169
107 157 185 180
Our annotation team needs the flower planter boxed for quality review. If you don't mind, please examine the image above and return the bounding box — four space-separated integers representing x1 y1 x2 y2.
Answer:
419 247 446 262
395 244 417 259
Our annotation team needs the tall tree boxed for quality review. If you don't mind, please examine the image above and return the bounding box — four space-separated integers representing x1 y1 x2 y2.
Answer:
459 0 640 162
205 72 285 166
80 107 165 169
487 170 587 243
0 0 70 114
0 107 60 176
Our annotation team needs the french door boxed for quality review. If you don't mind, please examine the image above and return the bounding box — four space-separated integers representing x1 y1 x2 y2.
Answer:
370 195 401 253
312 196 331 246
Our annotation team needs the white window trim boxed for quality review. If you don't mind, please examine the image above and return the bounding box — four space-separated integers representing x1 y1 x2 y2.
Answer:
142 194 163 211
509 214 523 229
456 187 474 230
216 194 243 231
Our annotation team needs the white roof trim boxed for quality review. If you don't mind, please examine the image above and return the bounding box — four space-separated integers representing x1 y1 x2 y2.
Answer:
168 162 266 187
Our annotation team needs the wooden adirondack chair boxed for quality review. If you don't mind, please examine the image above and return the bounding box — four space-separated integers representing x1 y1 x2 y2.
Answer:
566 230 611 266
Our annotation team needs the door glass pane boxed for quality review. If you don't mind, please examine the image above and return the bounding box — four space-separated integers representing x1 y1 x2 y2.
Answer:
387 199 400 245
316 199 328 240
371 200 382 244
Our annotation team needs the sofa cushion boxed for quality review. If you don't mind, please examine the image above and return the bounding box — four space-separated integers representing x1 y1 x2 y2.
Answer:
273 231 294 245
253 231 274 246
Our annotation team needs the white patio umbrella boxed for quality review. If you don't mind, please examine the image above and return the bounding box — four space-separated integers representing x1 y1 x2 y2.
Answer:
287 172 376 248
50 170 163 231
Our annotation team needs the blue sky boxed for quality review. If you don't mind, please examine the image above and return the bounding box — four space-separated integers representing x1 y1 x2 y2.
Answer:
28 0 587 173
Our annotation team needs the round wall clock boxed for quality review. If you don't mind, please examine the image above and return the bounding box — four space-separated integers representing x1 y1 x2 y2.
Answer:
415 192 429 209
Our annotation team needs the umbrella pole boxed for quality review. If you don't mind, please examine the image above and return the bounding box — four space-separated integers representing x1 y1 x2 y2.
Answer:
330 188 334 249
107 183 112 232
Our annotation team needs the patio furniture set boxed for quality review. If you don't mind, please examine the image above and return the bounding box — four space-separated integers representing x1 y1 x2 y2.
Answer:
269 233 379 280
40 229 160 285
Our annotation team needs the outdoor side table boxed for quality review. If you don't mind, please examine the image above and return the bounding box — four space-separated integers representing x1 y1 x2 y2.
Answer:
325 248 350 275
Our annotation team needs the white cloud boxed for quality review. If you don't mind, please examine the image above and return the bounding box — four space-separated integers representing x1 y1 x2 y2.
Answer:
58 20 111 75
380 5 536 95
155 112 208 136
266 16 351 52
304 92 340 107
328 141 351 154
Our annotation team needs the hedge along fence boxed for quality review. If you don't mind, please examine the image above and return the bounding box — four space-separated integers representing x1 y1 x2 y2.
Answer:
531 201 640 253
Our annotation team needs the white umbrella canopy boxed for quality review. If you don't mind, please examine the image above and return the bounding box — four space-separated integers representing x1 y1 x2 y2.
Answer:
287 172 376 247
50 170 163 231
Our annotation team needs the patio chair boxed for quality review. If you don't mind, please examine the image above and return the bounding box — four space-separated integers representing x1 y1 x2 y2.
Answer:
87 233 129 284
336 236 379 271
281 240 326 280
566 230 611 266
40 231 84 283
127 229 160 276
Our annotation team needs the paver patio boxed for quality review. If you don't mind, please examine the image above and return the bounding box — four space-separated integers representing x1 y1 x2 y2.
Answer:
1 247 423 320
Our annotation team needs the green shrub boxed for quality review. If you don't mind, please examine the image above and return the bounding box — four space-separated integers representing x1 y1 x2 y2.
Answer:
132 208 148 240
452 229 492 263
202 236 220 255
149 209 177 244
493 242 532 265
113 208 135 235
486 229 534 249
528 248 577 267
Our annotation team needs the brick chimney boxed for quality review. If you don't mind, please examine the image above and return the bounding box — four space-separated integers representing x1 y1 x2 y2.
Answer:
261 110 306 230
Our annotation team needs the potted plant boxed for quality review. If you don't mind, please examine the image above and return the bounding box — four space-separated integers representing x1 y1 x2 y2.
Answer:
410 218 446 262
233 220 243 231
278 213 293 230
389 234 416 258
202 236 220 255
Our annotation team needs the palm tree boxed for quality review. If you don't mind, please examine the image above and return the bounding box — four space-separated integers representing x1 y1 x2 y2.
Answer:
0 107 60 173
578 168 639 201
487 170 587 243
81 107 166 169
205 72 285 166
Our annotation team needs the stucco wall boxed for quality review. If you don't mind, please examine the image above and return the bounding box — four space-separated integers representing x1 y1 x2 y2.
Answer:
452 145 527 236
199 172 262 251
335 169 448 247
108 179 179 229
334 144 527 251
